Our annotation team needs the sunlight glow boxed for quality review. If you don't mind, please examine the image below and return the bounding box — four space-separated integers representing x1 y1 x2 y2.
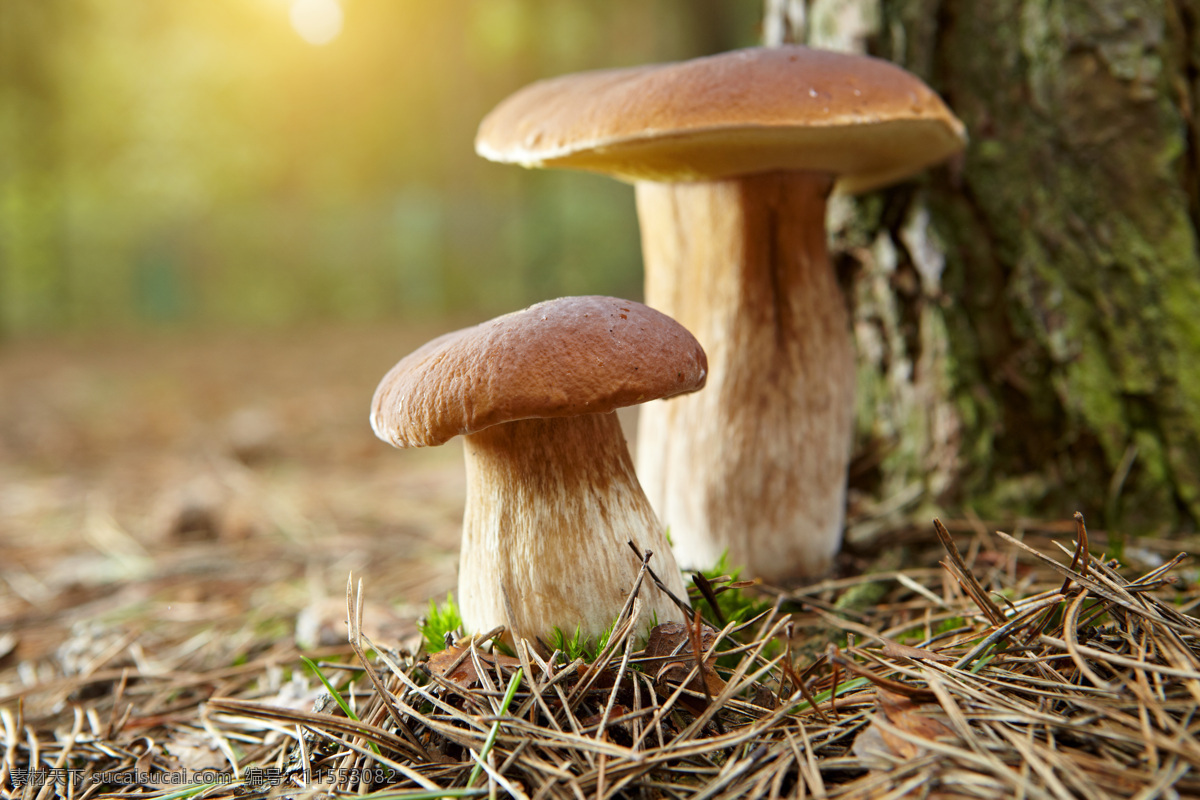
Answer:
289 0 343 46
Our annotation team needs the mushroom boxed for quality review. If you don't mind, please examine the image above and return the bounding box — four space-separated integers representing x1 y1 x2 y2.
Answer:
475 46 966 583
370 296 705 645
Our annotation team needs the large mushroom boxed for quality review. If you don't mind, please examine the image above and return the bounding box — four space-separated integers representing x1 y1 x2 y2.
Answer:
370 296 704 645
475 46 966 583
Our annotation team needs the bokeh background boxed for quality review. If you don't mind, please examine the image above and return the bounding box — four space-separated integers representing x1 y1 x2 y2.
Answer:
0 0 771 673
1 0 761 336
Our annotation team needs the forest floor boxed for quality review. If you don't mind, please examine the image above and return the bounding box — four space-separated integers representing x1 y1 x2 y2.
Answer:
0 324 470 674
2 327 1200 798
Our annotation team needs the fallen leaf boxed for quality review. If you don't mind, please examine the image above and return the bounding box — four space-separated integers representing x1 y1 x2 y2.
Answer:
643 621 717 666
641 621 725 701
425 644 521 690
856 689 955 760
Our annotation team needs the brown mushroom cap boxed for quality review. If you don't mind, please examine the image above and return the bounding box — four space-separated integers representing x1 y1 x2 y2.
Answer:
476 45 966 193
370 296 708 448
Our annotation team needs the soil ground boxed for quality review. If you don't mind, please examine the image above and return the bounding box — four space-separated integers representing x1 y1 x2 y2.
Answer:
0 324 483 684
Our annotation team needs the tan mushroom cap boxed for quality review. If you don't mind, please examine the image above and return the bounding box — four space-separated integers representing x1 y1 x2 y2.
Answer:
370 296 708 448
476 45 966 193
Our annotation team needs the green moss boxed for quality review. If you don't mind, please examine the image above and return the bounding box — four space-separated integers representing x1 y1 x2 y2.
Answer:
693 553 771 626
547 619 617 664
418 593 463 653
868 0 1200 532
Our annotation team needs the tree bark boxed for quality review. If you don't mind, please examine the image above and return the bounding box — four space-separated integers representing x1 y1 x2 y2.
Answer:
812 0 1200 536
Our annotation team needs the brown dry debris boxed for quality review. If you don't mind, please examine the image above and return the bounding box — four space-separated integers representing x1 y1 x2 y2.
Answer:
3 515 1200 798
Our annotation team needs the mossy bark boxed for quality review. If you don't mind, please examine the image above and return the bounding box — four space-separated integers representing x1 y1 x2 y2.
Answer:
822 0 1200 535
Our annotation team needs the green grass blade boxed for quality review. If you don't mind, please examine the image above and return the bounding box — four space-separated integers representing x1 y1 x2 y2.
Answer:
466 667 523 788
361 790 489 799
301 654 382 757
301 655 359 721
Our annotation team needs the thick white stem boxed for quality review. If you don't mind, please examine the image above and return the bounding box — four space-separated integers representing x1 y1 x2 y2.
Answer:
635 172 854 582
459 412 687 645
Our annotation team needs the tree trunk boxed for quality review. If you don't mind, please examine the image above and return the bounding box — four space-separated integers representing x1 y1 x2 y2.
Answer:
806 0 1200 537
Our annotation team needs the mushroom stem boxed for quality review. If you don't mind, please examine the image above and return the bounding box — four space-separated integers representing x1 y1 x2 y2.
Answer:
634 170 855 582
459 411 687 645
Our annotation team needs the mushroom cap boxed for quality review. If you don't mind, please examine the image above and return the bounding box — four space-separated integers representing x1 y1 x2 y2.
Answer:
476 45 966 193
371 296 708 448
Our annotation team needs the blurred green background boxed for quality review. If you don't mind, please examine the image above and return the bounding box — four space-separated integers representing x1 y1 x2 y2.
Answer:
0 0 760 336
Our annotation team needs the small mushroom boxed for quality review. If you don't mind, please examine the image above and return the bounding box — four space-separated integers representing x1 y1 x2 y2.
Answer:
370 296 705 645
476 46 966 583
